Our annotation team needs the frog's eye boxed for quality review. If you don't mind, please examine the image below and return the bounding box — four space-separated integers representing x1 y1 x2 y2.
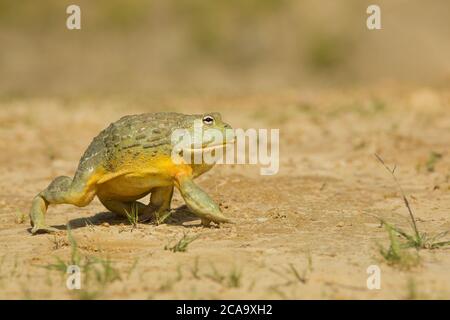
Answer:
202 115 215 125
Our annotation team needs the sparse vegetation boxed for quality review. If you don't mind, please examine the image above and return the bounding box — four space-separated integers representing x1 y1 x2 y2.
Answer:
48 235 68 250
268 255 314 298
205 263 242 288
124 203 139 230
378 222 420 269
154 210 172 225
157 265 183 292
425 151 442 173
126 258 139 279
164 233 199 253
270 256 313 286
374 154 450 268
405 278 419 300
190 256 200 280
227 267 243 288
205 263 225 284
43 224 122 299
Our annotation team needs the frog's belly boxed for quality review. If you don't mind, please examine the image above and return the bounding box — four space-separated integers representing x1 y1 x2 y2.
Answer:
97 173 173 200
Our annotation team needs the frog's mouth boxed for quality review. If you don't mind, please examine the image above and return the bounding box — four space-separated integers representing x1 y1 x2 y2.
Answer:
184 140 235 153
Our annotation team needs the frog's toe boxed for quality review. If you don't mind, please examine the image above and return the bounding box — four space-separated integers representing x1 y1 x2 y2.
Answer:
205 214 233 226
30 225 59 235
138 206 157 223
201 218 211 227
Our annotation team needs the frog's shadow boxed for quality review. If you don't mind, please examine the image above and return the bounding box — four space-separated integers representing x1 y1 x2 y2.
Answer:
62 205 201 231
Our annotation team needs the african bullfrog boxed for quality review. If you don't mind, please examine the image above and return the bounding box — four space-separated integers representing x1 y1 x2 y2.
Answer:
29 112 234 234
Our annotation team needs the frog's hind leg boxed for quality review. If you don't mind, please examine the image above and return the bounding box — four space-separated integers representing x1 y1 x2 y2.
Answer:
98 187 174 225
29 175 97 234
149 186 174 224
98 197 148 219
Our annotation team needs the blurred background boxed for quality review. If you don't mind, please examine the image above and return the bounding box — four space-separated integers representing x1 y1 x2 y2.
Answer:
1 0 450 98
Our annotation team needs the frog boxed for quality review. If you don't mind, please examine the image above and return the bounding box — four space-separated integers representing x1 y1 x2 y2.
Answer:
29 112 234 234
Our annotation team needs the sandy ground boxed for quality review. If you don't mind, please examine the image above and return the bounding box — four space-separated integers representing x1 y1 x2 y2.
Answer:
0 87 449 299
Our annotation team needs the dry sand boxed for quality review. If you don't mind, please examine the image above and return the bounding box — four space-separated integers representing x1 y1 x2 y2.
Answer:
0 87 449 299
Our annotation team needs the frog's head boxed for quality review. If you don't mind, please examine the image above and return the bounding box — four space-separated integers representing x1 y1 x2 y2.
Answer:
172 112 234 158
199 112 235 148
177 112 235 151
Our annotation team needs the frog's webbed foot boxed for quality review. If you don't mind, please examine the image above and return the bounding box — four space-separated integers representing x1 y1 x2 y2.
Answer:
175 174 232 226
137 206 156 223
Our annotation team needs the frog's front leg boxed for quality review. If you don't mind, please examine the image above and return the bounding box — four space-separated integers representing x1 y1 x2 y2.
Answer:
174 174 231 226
